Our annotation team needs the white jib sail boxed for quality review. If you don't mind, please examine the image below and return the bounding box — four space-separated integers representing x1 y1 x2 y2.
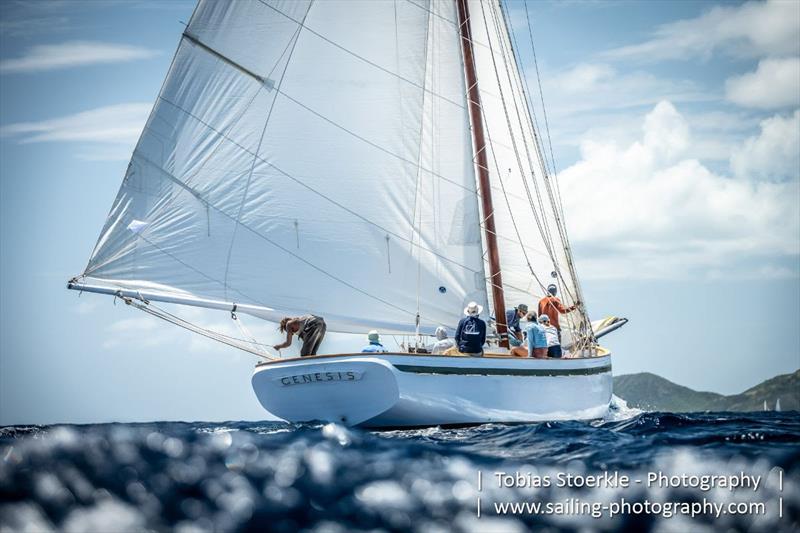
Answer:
77 0 490 335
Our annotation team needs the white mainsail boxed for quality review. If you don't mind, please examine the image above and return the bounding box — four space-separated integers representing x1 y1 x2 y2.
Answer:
77 0 490 334
71 0 590 345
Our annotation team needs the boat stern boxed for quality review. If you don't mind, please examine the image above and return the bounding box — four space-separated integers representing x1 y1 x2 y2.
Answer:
251 356 400 426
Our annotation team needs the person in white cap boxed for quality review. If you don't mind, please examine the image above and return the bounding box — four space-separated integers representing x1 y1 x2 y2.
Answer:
538 314 562 358
430 326 455 355
454 302 486 357
361 330 388 353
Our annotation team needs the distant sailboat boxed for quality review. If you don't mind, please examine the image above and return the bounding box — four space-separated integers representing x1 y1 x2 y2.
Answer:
776 398 781 412
67 0 622 427
764 400 769 411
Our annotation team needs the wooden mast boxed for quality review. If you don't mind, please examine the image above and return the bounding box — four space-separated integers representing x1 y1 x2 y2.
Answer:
455 0 508 348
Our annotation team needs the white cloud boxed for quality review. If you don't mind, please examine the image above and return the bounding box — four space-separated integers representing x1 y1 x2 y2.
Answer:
601 0 800 62
1 103 150 144
0 41 159 73
560 101 799 280
730 110 800 181
725 57 800 110
538 62 713 157
543 63 711 115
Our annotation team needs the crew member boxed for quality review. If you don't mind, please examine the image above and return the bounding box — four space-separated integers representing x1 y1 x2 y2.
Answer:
361 330 388 353
526 313 548 359
455 302 487 357
431 326 455 354
273 314 327 356
504 304 528 348
539 314 562 358
538 284 580 332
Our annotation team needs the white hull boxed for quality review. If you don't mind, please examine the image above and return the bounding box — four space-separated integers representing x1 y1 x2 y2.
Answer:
251 353 612 428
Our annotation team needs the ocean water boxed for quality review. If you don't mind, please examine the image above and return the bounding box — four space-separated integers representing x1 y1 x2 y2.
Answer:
1 401 798 532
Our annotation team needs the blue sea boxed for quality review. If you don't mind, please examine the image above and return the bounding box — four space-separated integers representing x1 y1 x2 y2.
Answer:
1 401 798 532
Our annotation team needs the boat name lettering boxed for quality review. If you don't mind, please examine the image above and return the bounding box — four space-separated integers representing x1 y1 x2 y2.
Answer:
277 371 363 386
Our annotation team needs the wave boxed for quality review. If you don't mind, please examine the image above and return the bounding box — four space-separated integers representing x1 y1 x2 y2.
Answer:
0 412 797 532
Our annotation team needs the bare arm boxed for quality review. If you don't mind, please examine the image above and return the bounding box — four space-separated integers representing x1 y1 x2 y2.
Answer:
273 320 298 349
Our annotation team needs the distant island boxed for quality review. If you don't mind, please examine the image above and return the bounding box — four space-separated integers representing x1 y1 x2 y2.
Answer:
614 369 799 412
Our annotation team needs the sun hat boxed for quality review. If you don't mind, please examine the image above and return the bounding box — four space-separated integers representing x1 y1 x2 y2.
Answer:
435 326 448 340
538 314 550 323
368 330 380 342
463 301 483 316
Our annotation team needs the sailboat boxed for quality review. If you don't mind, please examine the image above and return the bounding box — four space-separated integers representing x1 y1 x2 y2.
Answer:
68 0 623 427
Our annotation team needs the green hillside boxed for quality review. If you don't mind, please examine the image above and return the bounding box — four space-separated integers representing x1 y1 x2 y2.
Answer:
614 370 799 412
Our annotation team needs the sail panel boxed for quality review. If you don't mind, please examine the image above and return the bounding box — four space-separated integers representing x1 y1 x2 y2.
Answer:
82 0 489 334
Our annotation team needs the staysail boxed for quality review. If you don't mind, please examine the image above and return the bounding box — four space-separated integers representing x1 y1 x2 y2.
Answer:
70 0 591 346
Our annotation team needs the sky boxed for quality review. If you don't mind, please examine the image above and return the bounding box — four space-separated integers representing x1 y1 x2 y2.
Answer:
0 0 798 425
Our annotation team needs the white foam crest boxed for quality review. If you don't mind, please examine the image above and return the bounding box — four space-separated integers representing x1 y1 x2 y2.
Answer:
604 394 645 422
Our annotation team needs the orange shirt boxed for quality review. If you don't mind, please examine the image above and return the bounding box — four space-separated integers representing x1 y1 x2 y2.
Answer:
538 295 570 330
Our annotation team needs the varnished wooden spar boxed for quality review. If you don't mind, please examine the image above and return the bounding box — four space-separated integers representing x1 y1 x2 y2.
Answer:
455 0 509 347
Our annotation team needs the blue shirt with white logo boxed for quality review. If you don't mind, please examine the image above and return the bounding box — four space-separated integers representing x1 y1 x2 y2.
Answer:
455 316 486 354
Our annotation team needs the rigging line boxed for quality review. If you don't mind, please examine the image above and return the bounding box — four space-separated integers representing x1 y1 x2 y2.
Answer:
489 7 585 340
409 0 432 324
181 19 304 192
154 96 486 279
178 28 479 195
474 0 555 292
275 90 476 195
255 0 465 111
485 0 560 263
498 1 566 266
490 6 581 311
223 0 314 299
479 0 553 260
517 0 583 307
125 298 274 360
492 1 562 264
496 1 561 244
523 0 562 200
139 298 275 351
492 1 582 307
125 152 420 318
403 0 496 54
514 4 571 265
492 1 559 253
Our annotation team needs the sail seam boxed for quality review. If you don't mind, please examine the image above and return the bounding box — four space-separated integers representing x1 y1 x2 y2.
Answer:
153 97 486 277
255 0 465 110
130 184 419 319
222 1 314 300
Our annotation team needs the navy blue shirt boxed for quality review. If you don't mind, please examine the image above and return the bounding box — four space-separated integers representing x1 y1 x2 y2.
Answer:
455 316 486 354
